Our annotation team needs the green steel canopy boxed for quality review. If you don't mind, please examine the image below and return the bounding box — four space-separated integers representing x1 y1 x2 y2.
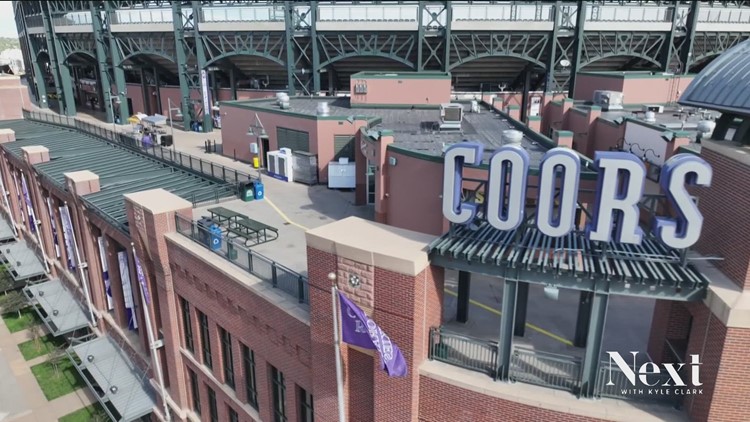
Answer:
1 120 236 233
429 222 708 301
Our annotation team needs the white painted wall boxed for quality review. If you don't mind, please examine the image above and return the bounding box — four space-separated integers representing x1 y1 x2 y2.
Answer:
623 120 669 166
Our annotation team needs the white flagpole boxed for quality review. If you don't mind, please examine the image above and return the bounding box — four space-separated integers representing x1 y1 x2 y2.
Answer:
63 202 96 326
131 243 172 422
331 282 346 422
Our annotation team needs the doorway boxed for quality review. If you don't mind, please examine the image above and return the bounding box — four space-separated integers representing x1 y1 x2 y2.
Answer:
366 163 376 205
260 137 270 168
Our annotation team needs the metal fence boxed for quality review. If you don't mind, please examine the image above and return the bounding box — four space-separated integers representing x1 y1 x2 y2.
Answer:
21 109 261 186
429 327 499 378
510 346 582 393
174 213 309 305
596 360 684 407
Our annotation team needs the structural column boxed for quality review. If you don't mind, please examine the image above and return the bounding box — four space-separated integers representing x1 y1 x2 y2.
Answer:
153 68 163 114
90 1 114 122
545 2 561 93
172 2 194 131
140 68 150 115
567 1 587 97
191 1 212 132
514 281 529 337
104 2 130 121
574 291 593 347
456 270 471 323
497 279 517 381
40 5 64 114
579 292 608 398
679 1 700 74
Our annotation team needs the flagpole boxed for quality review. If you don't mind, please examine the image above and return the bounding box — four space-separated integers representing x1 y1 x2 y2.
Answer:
330 277 347 422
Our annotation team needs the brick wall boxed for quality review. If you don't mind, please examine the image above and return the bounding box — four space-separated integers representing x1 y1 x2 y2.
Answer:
693 147 750 289
168 240 312 422
418 376 606 422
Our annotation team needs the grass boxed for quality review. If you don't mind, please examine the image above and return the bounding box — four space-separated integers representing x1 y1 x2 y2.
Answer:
17 335 67 361
1 307 42 333
30 359 86 400
58 403 107 422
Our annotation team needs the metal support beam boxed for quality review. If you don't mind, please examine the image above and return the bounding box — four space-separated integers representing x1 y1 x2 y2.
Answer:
104 2 129 122
153 68 162 114
310 1 321 94
513 281 529 337
229 68 236 101
417 1 425 71
456 271 471 324
90 1 113 123
139 68 150 115
680 1 700 73
567 1 587 98
172 2 193 131
521 67 532 123
28 38 48 108
443 1 452 72
579 293 609 398
192 1 212 132
660 3 680 72
285 3 296 95
496 279 517 381
545 2 561 93
574 291 593 348
40 5 64 114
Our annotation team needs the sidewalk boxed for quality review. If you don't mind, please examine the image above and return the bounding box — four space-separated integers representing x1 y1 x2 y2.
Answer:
0 321 97 422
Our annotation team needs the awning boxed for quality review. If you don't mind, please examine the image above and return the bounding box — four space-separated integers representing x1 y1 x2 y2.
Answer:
141 114 167 126
0 215 15 242
68 336 156 422
24 279 90 336
0 240 46 281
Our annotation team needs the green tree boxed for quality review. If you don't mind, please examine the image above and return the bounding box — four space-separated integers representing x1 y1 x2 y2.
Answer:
0 290 27 317
0 270 14 294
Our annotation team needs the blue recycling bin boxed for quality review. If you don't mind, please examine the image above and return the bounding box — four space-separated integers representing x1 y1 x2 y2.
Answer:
208 224 222 251
253 181 264 200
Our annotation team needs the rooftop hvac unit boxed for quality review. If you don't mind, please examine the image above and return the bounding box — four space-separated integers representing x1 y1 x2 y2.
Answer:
276 92 288 105
642 104 664 114
316 102 330 116
697 120 716 135
593 90 624 111
644 111 656 123
502 130 523 144
439 103 464 131
267 150 294 182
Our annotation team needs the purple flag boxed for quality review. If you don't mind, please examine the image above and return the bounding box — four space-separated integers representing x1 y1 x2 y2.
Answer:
133 253 151 305
338 291 408 377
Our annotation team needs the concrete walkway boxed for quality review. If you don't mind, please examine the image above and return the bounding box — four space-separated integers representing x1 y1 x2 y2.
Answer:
0 320 97 422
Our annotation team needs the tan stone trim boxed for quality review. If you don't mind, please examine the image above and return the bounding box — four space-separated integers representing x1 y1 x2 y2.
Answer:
692 256 750 329
124 188 193 216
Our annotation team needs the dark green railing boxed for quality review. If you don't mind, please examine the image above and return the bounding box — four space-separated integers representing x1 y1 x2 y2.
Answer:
174 213 309 305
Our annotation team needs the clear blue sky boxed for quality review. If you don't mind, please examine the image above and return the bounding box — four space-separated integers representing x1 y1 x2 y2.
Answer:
0 2 18 38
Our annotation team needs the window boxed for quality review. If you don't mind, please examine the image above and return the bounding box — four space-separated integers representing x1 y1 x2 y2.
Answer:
228 406 239 422
180 298 194 353
198 311 212 369
298 386 314 422
220 327 235 389
271 366 287 422
207 385 218 422
242 344 258 410
333 135 355 161
188 368 201 415
276 127 310 152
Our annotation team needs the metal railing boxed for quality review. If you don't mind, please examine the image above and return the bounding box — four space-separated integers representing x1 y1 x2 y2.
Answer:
429 327 498 378
174 214 309 305
22 109 261 186
510 346 582 393
596 360 684 407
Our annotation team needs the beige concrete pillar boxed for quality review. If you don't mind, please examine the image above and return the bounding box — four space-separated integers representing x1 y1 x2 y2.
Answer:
553 130 574 148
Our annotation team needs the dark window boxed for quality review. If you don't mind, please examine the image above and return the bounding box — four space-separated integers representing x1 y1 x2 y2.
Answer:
207 385 218 422
188 368 200 415
198 311 212 369
271 366 287 422
298 386 314 422
276 127 310 152
180 297 194 353
242 344 258 410
228 406 239 422
220 327 235 389
333 135 355 161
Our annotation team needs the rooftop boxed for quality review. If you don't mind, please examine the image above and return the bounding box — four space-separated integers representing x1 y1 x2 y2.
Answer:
226 97 552 165
1 119 237 232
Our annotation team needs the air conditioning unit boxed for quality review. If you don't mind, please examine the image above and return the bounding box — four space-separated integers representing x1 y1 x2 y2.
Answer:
642 104 664 114
593 90 624 111
439 103 464 131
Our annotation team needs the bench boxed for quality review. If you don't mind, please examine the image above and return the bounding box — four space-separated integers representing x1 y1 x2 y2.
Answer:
227 217 279 246
207 206 245 226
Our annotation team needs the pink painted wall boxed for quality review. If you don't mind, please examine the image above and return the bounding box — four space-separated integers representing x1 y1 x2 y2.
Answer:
591 119 626 155
220 104 367 183
574 73 696 105
350 77 450 106
573 75 624 103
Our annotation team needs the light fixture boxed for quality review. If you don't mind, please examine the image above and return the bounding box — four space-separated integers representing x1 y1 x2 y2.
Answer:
388 156 397 166
247 127 255 136
348 274 361 288
110 386 118 394
543 285 559 301
52 309 59 316
87 355 94 362
38 290 44 296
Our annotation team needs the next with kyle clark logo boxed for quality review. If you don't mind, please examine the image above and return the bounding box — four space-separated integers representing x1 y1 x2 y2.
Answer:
605 352 703 396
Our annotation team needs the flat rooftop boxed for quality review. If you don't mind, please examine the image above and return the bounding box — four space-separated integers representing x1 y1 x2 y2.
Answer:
598 105 719 140
226 97 551 165
1 119 237 232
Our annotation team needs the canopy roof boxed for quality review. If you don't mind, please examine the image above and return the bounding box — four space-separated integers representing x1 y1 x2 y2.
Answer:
24 278 90 336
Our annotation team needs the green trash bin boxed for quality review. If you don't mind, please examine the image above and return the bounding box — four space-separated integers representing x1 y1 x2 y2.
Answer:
240 182 255 202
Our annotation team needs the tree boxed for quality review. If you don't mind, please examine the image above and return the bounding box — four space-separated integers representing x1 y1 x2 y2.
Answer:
0 271 14 294
28 323 44 353
0 290 27 317
48 345 67 379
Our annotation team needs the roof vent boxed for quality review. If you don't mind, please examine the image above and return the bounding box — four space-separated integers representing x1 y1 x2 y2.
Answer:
502 130 523 144
316 102 330 116
697 120 716 134
644 111 656 123
276 92 287 105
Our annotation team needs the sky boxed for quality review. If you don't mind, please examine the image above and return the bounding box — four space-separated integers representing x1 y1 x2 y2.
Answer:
0 2 18 38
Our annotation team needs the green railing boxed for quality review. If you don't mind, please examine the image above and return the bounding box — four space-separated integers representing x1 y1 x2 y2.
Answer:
174 214 309 305
510 346 582 393
22 109 261 185
429 327 499 378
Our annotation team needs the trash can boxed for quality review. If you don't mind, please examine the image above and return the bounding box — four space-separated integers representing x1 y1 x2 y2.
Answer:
208 224 222 251
253 181 264 200
240 182 255 202
196 217 214 246
252 156 260 169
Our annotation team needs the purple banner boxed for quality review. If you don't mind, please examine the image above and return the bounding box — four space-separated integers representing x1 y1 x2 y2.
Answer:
133 253 151 305
20 174 35 233
338 291 407 377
